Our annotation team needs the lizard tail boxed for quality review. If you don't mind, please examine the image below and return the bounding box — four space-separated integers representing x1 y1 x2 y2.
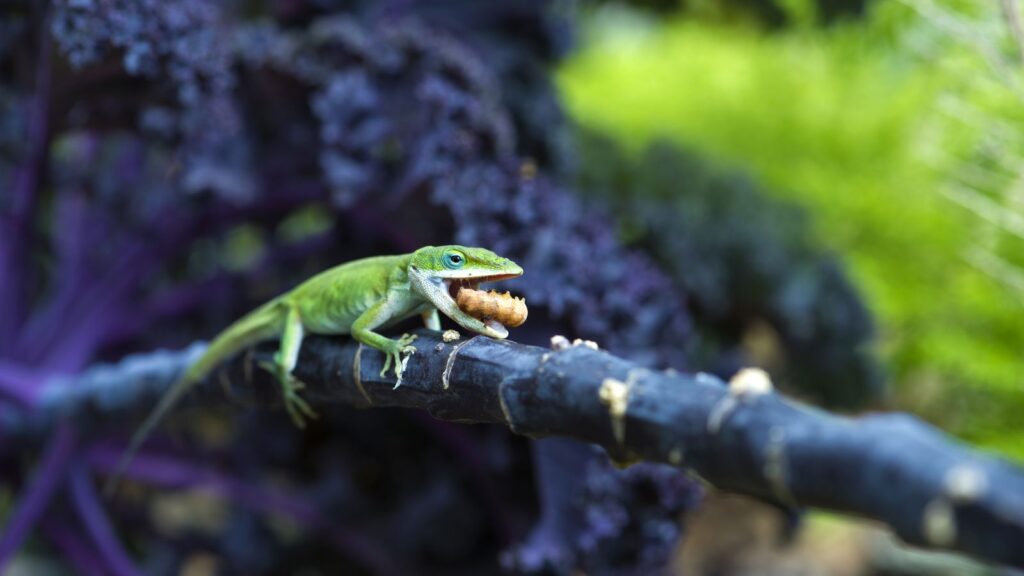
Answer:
104 301 283 497
103 371 199 497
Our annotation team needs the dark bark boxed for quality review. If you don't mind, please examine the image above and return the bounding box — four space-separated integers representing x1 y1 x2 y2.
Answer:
19 329 1024 569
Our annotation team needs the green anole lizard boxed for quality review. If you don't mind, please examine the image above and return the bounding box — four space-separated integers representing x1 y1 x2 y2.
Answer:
108 245 523 493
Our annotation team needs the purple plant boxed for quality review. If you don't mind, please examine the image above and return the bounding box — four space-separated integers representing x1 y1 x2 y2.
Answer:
502 439 703 576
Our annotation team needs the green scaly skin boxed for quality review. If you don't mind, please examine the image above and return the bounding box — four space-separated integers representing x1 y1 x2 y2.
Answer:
107 246 523 494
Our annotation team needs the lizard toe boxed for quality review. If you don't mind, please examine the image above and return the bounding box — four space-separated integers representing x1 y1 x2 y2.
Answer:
285 402 307 428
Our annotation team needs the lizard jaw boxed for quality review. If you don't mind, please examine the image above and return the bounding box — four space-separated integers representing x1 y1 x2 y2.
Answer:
442 277 511 338
408 266 519 338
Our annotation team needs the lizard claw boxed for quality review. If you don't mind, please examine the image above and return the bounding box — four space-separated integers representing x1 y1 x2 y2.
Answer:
392 345 417 390
379 334 419 389
283 383 318 428
259 361 318 427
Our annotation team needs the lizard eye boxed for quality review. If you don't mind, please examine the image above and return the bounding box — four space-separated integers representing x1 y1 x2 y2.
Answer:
443 252 465 269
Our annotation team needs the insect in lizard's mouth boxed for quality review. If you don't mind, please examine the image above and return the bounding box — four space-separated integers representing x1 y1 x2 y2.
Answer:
442 275 527 337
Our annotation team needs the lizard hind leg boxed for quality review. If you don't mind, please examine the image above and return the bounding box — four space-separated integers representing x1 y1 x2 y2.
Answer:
259 305 318 428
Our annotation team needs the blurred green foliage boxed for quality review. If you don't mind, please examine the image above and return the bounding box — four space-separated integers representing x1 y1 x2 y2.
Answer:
558 1 1024 459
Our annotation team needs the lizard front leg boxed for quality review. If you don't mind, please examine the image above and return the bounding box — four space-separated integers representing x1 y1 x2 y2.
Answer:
352 299 418 388
259 304 318 427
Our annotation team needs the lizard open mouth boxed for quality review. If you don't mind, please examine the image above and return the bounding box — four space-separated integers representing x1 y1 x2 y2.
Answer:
443 275 527 337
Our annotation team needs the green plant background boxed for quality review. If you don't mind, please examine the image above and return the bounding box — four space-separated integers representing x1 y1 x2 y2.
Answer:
558 1 1024 460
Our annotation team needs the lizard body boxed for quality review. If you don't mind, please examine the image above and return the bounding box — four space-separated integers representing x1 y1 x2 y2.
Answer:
109 246 522 493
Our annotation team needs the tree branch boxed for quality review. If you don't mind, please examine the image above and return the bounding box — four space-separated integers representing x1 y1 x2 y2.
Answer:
19 330 1024 569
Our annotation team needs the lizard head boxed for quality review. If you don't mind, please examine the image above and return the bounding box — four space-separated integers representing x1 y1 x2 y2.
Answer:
408 245 524 339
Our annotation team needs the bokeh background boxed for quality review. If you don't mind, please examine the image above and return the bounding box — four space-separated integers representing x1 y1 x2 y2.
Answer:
0 0 1021 574
563 0 1024 460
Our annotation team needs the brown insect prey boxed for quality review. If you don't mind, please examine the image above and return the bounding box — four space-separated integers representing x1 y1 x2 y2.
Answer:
455 288 528 328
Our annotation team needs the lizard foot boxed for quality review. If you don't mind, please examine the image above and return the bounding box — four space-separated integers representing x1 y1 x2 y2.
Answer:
259 361 319 428
380 334 418 389
282 379 318 428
